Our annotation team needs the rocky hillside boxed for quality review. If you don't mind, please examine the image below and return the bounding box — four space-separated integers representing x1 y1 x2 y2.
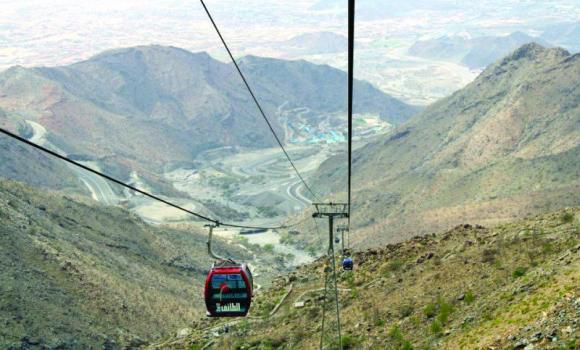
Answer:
148 207 579 350
0 179 290 350
0 135 84 193
314 43 580 248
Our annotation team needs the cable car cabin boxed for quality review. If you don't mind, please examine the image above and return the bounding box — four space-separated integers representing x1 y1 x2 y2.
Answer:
204 263 253 317
342 257 353 271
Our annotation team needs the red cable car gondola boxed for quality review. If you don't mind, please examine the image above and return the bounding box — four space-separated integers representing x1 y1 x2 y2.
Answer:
204 261 253 317
204 224 253 317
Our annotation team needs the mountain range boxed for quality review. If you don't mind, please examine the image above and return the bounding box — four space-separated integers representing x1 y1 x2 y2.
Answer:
408 32 550 69
0 46 417 179
315 43 580 247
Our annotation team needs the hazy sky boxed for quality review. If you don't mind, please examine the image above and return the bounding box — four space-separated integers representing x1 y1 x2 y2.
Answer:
0 0 321 68
0 0 578 70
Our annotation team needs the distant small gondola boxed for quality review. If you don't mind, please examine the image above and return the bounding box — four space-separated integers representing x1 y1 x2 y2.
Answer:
342 257 353 271
204 262 253 317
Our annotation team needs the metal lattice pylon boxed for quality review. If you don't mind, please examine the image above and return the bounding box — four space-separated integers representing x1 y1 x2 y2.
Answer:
313 203 348 350
318 246 343 350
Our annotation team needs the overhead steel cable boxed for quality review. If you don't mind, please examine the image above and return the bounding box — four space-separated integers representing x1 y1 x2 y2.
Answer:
199 0 320 202
0 127 302 230
346 0 355 246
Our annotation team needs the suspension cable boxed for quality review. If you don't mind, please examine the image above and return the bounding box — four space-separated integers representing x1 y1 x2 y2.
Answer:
346 0 355 247
0 127 302 230
199 0 320 202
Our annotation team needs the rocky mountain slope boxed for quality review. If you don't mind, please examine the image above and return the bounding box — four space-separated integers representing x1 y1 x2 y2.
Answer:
148 207 579 350
314 43 580 248
0 179 289 350
409 32 550 69
0 135 84 193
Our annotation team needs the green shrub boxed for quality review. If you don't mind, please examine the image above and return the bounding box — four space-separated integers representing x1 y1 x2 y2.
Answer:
280 235 293 244
423 303 437 318
513 266 528 278
542 242 554 254
389 325 404 342
306 245 318 257
388 326 414 349
437 300 453 324
430 319 443 335
561 212 574 223
563 338 576 349
238 320 250 331
387 260 404 272
464 291 475 304
343 273 355 288
340 335 359 349
263 244 275 253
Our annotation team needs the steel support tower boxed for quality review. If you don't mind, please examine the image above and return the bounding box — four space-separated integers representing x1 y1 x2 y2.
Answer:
313 203 348 350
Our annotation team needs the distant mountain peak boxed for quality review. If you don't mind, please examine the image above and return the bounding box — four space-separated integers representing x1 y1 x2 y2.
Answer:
508 31 533 40
86 45 209 65
408 32 552 69
505 43 569 62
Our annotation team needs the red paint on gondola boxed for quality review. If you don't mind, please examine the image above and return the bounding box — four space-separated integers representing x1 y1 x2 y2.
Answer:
204 263 253 317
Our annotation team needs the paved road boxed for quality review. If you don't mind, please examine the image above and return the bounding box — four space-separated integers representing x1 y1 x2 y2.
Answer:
25 120 119 206
26 120 47 144
72 164 119 205
222 147 315 211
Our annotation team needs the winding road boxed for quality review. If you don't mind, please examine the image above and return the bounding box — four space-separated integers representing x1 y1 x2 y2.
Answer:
25 120 120 206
